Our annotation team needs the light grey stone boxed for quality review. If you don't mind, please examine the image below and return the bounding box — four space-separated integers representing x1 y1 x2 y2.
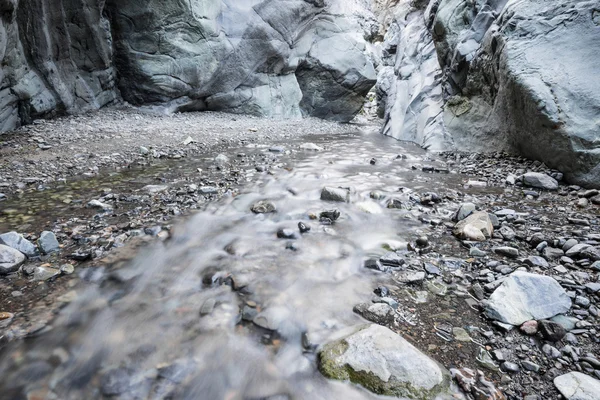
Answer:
455 202 476 221
554 372 600 400
38 231 60 254
0 244 26 274
33 266 60 281
453 211 493 241
484 271 571 325
318 324 450 398
0 232 38 258
522 173 559 191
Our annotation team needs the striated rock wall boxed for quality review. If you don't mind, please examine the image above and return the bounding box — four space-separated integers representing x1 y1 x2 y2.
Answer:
0 0 118 132
0 0 376 131
378 0 600 187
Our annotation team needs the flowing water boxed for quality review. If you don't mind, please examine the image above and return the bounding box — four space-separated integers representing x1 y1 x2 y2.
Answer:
0 128 478 399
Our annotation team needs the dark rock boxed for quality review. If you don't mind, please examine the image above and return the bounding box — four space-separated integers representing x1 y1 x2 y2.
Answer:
538 320 567 342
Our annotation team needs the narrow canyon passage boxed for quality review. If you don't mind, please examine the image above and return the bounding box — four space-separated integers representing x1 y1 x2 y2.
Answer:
0 0 599 399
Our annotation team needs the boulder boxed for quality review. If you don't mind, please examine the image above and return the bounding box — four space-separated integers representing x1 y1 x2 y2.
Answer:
484 271 571 325
453 211 493 241
318 324 450 399
554 372 600 400
0 244 26 274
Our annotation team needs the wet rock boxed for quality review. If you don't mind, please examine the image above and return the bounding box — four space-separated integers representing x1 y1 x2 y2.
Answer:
38 231 60 254
522 173 559 190
379 252 405 268
353 303 394 325
415 236 428 248
298 222 310 234
453 211 494 241
365 259 387 272
0 232 38 258
0 244 26 274
87 199 113 211
484 271 571 325
276 229 298 240
251 200 276 214
554 372 600 399
319 209 340 223
33 266 60 281
198 186 218 195
320 187 349 202
580 246 600 261
538 320 567 342
318 324 450 398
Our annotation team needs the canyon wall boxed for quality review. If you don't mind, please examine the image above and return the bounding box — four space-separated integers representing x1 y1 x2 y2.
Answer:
379 0 600 187
0 0 376 131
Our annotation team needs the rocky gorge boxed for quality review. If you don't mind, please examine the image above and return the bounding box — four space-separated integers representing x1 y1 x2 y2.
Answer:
0 1 599 400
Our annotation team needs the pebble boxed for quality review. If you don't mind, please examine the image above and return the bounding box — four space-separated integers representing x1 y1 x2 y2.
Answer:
38 231 60 254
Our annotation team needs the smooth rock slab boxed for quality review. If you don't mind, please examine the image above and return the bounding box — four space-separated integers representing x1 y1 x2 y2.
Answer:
318 324 450 399
0 245 26 274
554 372 600 400
484 271 571 325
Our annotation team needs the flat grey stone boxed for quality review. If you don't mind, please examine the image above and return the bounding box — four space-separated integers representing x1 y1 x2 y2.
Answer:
554 372 600 400
484 271 571 325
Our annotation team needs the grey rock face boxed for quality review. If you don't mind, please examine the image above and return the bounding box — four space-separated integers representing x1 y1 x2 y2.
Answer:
0 0 118 132
0 244 25 274
318 324 450 398
0 232 38 258
105 0 375 122
0 0 375 132
430 0 600 188
554 372 600 400
484 271 571 325
378 2 451 150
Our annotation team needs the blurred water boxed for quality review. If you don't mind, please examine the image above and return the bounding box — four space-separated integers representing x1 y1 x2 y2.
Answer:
0 129 467 399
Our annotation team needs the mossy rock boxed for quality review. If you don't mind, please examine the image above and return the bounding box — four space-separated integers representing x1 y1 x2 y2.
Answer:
318 324 451 399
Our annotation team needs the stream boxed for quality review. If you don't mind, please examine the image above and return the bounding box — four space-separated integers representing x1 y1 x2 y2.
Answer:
0 127 541 399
